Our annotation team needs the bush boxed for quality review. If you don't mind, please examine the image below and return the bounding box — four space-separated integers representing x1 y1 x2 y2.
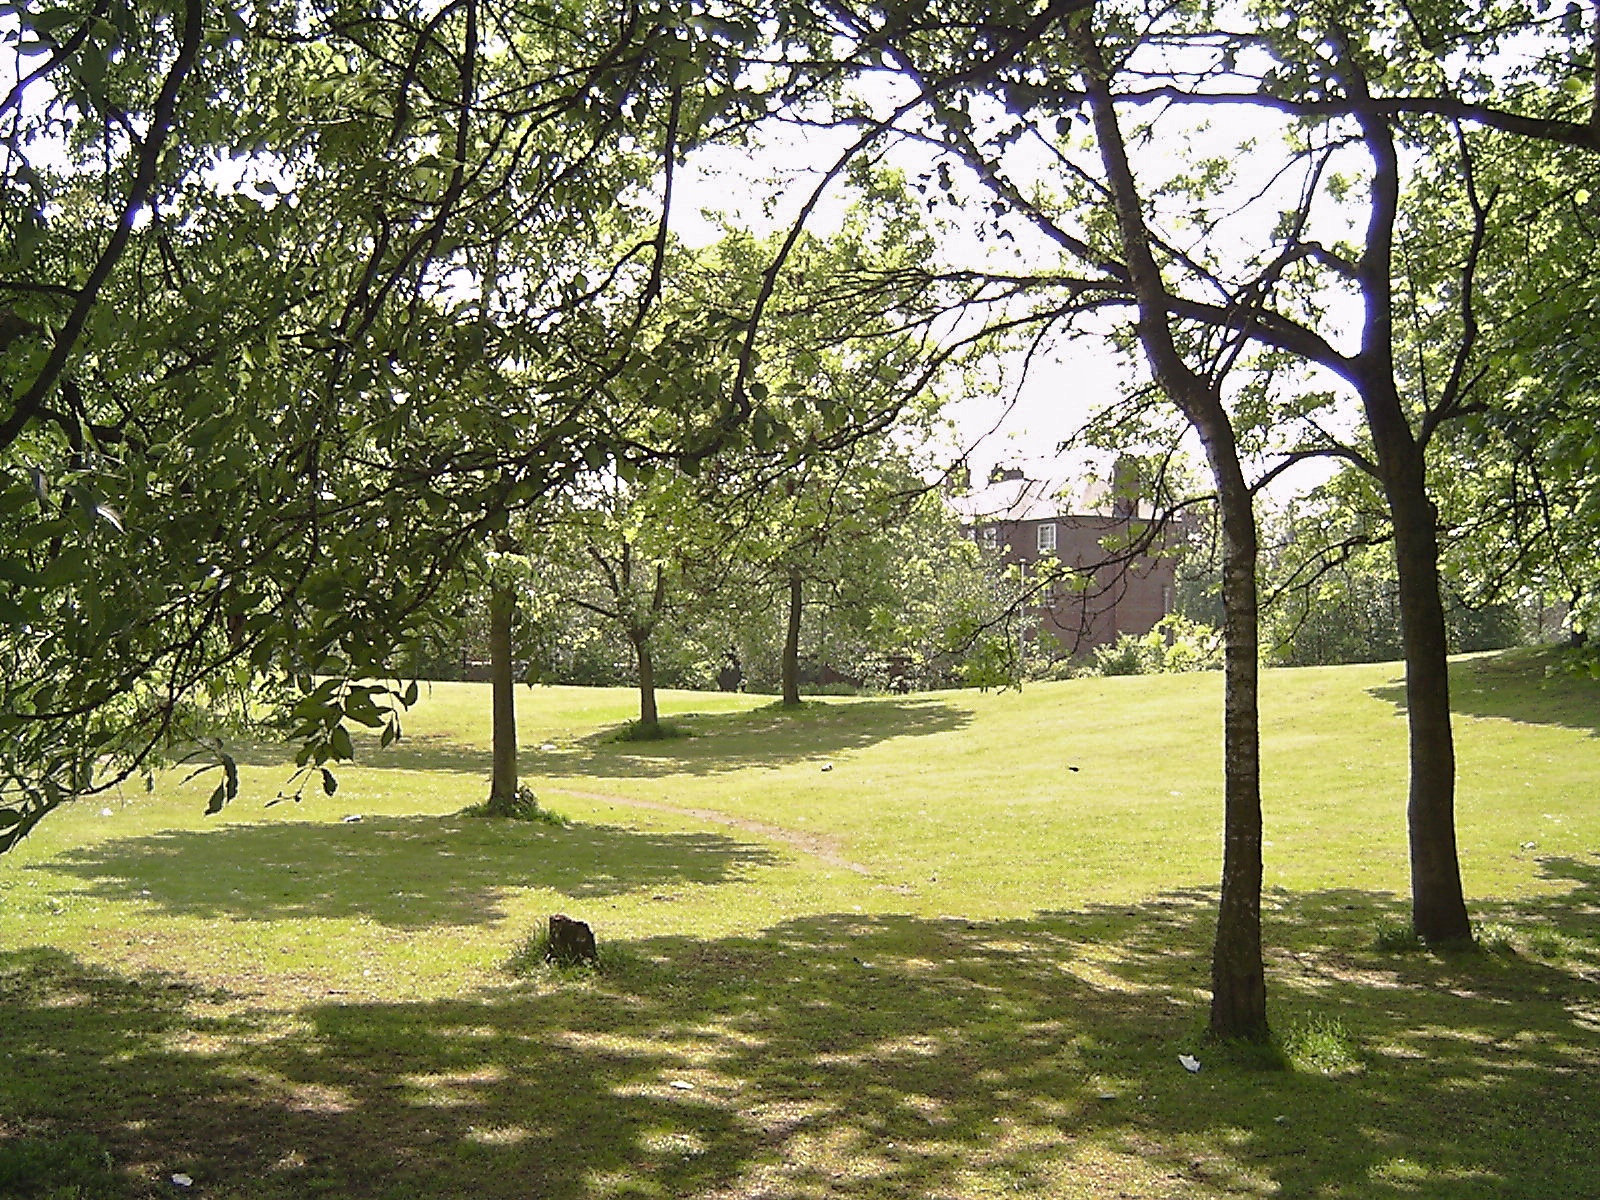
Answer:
1085 615 1223 676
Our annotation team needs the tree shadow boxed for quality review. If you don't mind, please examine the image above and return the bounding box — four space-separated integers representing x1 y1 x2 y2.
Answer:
1366 648 1600 736
210 696 974 781
37 816 779 927
556 696 974 779
7 880 1600 1198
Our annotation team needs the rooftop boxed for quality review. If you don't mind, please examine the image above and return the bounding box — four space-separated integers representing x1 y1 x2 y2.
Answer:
948 470 1123 524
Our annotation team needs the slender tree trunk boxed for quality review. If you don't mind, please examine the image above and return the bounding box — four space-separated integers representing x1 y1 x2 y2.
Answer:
1074 19 1268 1040
781 568 803 708
1209 471 1266 1040
486 580 519 815
1384 452 1472 943
1346 64 1473 945
632 630 659 734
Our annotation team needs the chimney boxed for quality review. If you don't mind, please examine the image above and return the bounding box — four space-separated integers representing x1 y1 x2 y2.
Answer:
1111 455 1140 518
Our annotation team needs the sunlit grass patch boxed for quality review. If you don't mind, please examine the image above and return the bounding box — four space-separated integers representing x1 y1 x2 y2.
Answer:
1280 1012 1363 1075
2 654 1600 1197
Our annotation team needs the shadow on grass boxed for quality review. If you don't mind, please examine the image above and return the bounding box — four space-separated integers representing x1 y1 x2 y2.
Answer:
209 696 974 781
37 816 780 927
558 696 974 780
1366 647 1600 736
7 871 1600 1198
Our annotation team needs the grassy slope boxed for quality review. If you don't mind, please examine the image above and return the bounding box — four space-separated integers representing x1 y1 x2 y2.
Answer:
1 650 1598 1199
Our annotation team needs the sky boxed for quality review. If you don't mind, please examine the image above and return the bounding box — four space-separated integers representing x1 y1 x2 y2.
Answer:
674 134 1137 492
671 68 1365 504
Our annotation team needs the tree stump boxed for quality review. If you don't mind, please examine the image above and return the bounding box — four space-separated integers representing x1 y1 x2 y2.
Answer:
546 914 597 966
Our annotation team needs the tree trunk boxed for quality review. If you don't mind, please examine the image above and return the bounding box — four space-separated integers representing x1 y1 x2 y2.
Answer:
1346 77 1472 945
1209 471 1267 1040
1074 19 1268 1040
486 580 519 815
1386 456 1472 943
632 630 659 734
781 568 803 708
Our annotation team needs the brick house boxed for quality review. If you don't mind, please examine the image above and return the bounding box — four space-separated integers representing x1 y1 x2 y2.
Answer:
953 463 1186 656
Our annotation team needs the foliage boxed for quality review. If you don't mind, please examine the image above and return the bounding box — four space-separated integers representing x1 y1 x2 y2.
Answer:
1279 1014 1362 1076
1373 920 1426 953
1262 477 1528 667
0 0 743 846
1084 615 1224 677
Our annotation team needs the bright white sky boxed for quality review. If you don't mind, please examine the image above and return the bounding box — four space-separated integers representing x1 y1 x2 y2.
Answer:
672 96 1314 498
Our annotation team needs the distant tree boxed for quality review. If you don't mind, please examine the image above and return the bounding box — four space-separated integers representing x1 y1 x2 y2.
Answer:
528 467 725 737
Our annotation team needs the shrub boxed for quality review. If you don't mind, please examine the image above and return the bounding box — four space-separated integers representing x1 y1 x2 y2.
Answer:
1086 615 1223 676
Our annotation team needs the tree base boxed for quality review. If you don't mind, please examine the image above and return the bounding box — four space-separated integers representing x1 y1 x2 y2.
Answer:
546 914 597 967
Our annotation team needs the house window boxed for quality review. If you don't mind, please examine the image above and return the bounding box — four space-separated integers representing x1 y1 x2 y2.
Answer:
981 526 999 550
1036 523 1057 553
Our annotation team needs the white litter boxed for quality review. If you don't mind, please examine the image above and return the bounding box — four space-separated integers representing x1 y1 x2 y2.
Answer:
1179 1054 1201 1073
820 762 833 772
341 814 362 823
670 1080 694 1090
100 808 113 817
171 1174 193 1187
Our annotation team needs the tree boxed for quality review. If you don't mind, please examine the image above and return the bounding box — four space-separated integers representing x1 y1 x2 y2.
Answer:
854 0 1485 944
486 557 524 817
677 221 966 705
1071 20 1268 1041
734 0 1271 1035
1417 133 1600 652
1055 0 1600 941
527 467 723 737
0 0 746 844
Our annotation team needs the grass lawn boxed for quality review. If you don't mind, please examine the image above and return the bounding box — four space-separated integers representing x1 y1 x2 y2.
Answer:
2 648 1599 1198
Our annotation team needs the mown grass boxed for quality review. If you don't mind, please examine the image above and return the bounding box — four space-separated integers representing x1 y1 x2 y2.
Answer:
1 648 1598 1198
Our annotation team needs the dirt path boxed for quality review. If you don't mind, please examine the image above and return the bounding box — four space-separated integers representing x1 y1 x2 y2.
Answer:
543 787 874 876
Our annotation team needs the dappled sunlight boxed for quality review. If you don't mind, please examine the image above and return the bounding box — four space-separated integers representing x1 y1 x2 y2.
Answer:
6 875 1600 1197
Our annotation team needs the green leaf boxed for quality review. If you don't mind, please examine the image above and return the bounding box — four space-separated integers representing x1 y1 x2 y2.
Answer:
205 781 229 815
320 767 338 796
329 723 354 761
